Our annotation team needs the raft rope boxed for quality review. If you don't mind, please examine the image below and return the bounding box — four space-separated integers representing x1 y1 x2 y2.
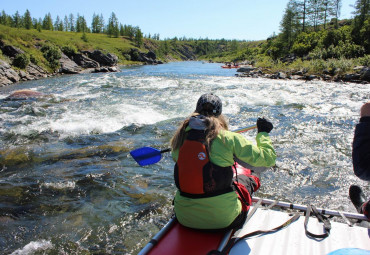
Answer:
304 204 331 239
211 211 301 255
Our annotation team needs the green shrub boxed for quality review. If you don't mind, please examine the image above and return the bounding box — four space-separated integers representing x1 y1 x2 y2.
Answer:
61 45 77 58
123 53 131 60
310 59 326 73
309 42 365 60
292 42 312 56
12 53 30 69
308 47 326 60
254 55 275 69
41 44 61 70
337 42 365 58
326 58 354 74
81 32 88 42
357 55 370 66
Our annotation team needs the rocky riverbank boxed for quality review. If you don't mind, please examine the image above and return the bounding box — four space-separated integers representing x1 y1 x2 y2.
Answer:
0 42 161 87
235 65 370 84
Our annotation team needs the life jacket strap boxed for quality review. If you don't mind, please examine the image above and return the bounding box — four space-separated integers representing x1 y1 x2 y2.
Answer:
179 187 235 198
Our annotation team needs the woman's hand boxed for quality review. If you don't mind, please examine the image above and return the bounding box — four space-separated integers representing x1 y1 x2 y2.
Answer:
257 118 273 133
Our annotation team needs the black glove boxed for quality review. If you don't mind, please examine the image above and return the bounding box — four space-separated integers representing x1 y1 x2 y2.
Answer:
257 118 273 133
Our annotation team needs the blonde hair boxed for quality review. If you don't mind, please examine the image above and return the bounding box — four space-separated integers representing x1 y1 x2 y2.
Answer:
170 113 229 151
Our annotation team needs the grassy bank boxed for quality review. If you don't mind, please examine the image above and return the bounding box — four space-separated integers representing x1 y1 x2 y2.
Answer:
0 25 146 71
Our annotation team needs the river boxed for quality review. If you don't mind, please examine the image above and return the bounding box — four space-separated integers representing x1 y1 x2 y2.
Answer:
0 61 369 254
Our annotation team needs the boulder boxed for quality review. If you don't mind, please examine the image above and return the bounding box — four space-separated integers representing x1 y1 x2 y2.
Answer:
129 49 161 64
84 50 118 66
237 66 255 73
19 70 33 81
108 66 120 72
277 72 287 79
291 75 305 80
305 75 319 81
1 45 24 58
344 73 361 81
280 54 297 63
26 63 48 78
5 90 46 100
73 54 100 68
59 53 82 74
94 67 109 73
146 51 157 60
359 67 370 82
0 59 20 85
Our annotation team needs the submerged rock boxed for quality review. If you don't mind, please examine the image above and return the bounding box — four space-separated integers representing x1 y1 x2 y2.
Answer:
5 89 50 100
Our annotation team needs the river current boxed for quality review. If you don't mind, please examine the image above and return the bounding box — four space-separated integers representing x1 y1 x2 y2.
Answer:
0 61 369 254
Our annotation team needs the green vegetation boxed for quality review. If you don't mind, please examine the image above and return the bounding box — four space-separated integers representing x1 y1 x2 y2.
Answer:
193 0 370 76
12 53 30 68
41 44 61 71
0 24 139 71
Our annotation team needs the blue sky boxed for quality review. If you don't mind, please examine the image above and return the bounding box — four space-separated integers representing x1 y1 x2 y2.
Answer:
1 0 356 41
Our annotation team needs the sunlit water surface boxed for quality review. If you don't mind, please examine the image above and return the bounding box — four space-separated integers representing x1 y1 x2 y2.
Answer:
0 61 369 254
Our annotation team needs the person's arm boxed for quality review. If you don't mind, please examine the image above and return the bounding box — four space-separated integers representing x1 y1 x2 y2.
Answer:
233 132 276 169
233 118 276 169
352 102 370 181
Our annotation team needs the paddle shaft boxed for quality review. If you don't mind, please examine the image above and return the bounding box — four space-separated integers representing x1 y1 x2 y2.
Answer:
160 124 258 153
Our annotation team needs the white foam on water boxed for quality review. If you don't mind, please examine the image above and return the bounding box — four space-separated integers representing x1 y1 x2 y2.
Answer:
48 102 168 136
10 240 53 255
42 181 76 190
126 76 180 89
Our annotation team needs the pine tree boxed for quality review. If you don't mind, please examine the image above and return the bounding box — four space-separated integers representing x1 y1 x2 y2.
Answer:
32 18 38 29
92 13 99 33
69 13 75 32
120 24 124 36
0 10 8 25
75 14 88 33
107 12 119 37
63 15 69 31
42 13 53 30
91 13 104 33
352 0 370 46
332 0 342 28
281 2 300 49
134 27 144 47
54 16 64 31
24 9 32 29
13 11 21 28
353 0 370 26
76 13 81 32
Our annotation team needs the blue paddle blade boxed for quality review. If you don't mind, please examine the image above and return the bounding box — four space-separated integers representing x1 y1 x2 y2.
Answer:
130 147 162 166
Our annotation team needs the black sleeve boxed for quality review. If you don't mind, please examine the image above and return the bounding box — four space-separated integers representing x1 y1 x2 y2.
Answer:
352 117 370 181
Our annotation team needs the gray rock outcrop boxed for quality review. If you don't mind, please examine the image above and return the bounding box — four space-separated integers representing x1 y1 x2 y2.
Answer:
59 53 82 74
83 50 118 66
0 59 20 86
72 53 100 68
1 45 25 58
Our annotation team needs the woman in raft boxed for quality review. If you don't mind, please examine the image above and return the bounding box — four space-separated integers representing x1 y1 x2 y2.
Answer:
170 93 276 230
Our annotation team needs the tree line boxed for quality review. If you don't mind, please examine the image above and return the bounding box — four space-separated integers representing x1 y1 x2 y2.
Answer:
270 0 369 59
0 10 148 47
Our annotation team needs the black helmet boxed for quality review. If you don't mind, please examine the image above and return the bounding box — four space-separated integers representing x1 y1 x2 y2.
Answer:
195 93 222 116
